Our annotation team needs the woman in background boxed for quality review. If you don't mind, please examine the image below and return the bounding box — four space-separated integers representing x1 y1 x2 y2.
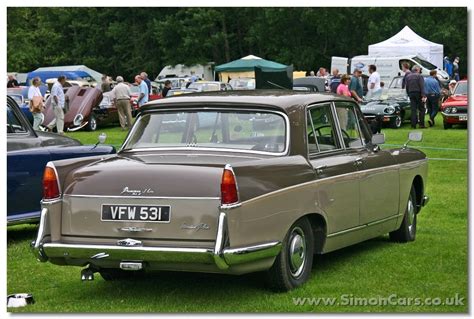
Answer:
28 77 45 130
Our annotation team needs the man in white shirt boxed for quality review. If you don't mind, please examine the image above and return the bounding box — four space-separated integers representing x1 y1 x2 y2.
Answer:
367 64 381 96
47 75 67 134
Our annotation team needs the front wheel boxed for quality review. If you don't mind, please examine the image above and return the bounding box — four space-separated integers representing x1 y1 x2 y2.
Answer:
389 186 417 242
86 114 98 131
265 217 314 291
390 115 403 129
443 121 452 129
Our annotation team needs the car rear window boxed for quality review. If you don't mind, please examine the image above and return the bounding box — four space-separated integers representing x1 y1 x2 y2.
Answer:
123 110 288 154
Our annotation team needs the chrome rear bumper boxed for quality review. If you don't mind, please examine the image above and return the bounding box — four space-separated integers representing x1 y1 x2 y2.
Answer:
32 209 281 270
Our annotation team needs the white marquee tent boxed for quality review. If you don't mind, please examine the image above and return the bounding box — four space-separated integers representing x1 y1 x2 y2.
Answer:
368 26 443 69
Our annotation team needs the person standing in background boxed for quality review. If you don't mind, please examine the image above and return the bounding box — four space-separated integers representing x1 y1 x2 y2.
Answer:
405 65 426 129
367 65 381 96
349 69 364 103
161 80 172 98
101 75 111 92
336 75 352 97
329 68 341 94
424 70 441 127
27 77 45 130
135 75 149 107
443 56 453 79
401 62 411 89
141 72 152 97
7 75 19 88
47 75 67 134
112 76 133 130
453 57 460 81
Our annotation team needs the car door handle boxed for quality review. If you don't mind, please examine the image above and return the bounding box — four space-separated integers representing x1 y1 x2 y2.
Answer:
354 157 363 166
315 165 327 175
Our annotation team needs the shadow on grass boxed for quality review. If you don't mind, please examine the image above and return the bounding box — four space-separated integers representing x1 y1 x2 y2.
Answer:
7 224 38 244
314 235 391 271
76 236 395 298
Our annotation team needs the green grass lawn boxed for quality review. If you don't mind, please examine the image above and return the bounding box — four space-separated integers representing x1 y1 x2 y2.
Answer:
7 115 468 312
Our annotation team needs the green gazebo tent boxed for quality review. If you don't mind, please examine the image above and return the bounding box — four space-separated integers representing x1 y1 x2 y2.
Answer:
215 55 288 82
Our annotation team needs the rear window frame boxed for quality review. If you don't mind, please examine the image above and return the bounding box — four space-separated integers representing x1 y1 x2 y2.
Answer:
120 106 291 156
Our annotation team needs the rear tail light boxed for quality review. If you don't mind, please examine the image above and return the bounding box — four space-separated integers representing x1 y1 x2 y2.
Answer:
221 165 239 205
43 164 60 200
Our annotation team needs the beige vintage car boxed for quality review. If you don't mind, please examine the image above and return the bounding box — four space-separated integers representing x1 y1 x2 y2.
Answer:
32 91 429 291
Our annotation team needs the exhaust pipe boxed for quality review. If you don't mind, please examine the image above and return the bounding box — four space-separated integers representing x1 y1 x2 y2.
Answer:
80 267 96 281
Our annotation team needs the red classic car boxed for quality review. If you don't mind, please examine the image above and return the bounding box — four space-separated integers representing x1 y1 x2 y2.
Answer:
129 84 162 117
441 80 468 129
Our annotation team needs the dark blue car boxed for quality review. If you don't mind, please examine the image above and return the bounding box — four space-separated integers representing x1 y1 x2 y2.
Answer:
7 95 116 225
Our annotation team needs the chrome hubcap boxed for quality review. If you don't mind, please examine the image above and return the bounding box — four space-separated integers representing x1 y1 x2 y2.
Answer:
407 197 415 234
396 116 402 127
288 227 306 278
90 117 97 130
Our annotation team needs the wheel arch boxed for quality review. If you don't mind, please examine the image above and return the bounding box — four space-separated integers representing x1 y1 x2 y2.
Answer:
412 175 424 212
303 213 327 254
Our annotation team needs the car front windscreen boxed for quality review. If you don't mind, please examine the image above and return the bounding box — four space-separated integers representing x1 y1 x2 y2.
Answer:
412 57 437 70
454 82 467 95
122 110 288 154
188 83 220 92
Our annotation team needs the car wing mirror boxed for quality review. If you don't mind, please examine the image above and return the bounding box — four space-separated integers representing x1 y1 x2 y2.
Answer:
371 133 385 145
403 131 423 149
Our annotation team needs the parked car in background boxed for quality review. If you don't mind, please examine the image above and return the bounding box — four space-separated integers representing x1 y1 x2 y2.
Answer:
32 91 429 291
293 77 326 92
129 84 161 117
7 92 33 124
441 80 468 129
229 78 255 90
187 81 232 92
43 86 103 131
7 96 116 225
359 76 412 129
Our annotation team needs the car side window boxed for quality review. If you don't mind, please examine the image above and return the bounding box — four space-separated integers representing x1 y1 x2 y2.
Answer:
334 102 365 148
307 103 341 153
6 104 27 134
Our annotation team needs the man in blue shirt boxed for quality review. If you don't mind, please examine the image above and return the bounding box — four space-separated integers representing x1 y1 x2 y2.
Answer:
424 70 441 127
349 69 364 102
135 75 149 107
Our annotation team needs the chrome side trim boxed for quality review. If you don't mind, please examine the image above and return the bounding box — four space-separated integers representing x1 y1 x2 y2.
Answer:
241 159 428 205
213 212 229 269
31 208 49 262
7 217 40 226
223 241 282 265
441 112 467 117
327 214 403 238
40 199 62 205
64 194 220 200
67 121 88 132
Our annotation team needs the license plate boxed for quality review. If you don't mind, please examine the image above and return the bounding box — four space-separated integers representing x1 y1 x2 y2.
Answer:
101 204 171 223
459 115 468 121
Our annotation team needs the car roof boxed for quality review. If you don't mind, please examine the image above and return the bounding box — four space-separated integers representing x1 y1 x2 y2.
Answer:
141 90 353 114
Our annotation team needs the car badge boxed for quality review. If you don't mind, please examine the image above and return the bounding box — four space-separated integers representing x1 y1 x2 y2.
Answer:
120 187 155 196
117 238 143 247
180 223 210 231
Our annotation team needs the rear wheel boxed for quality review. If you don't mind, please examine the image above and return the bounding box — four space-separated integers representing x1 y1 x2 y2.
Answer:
389 186 417 242
265 217 314 291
